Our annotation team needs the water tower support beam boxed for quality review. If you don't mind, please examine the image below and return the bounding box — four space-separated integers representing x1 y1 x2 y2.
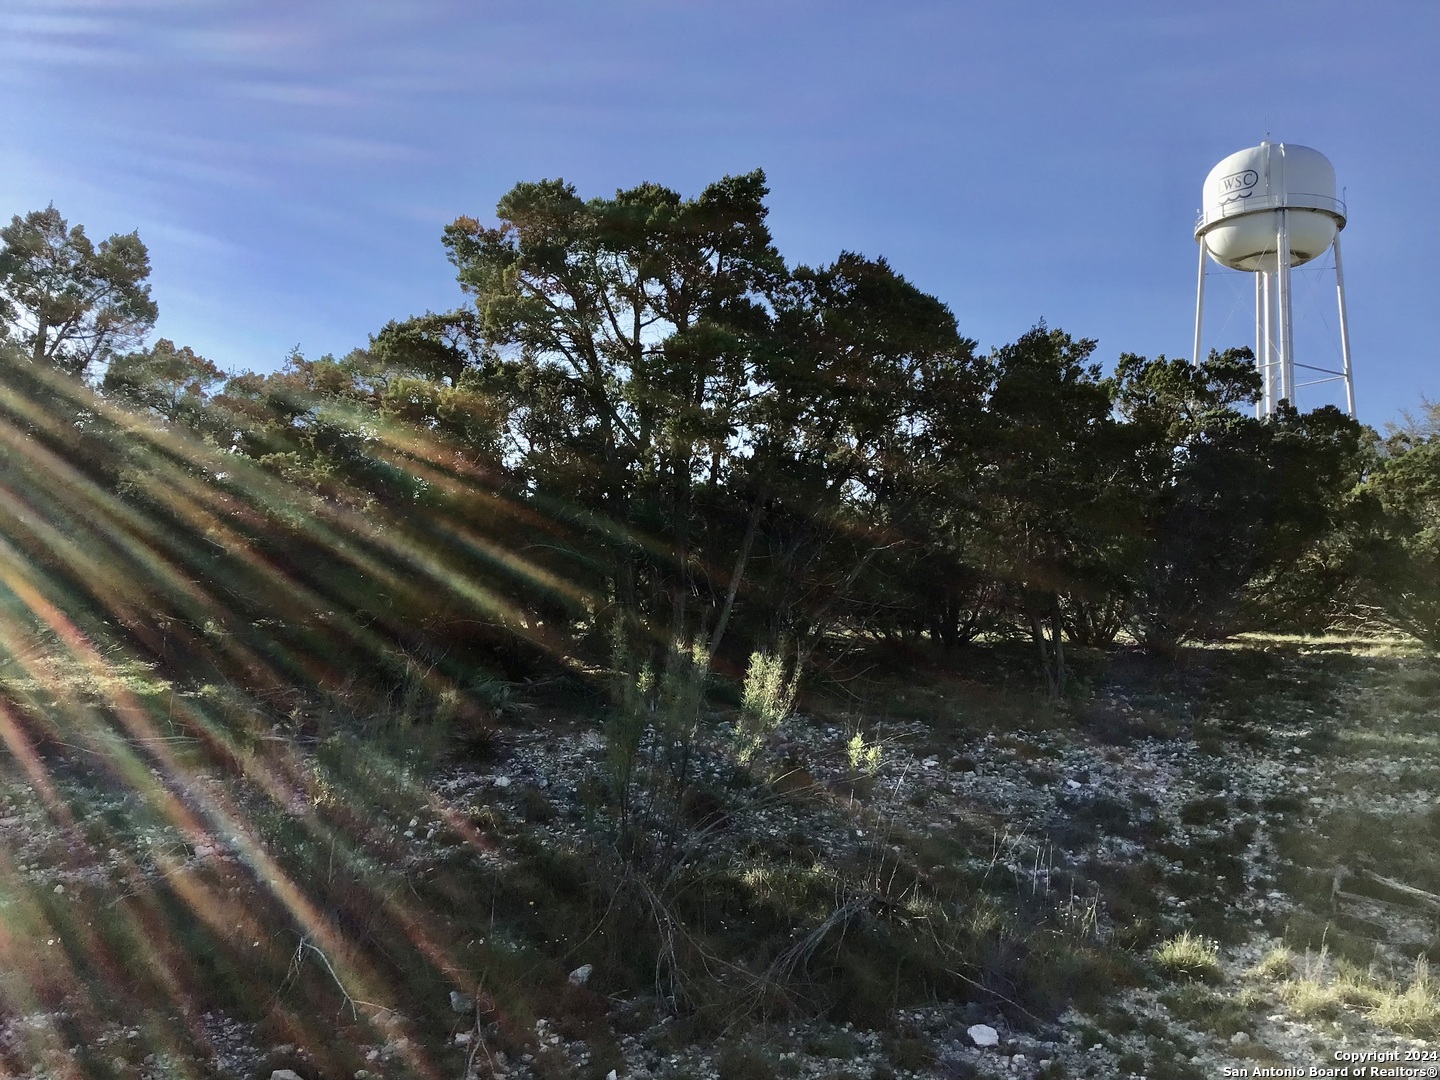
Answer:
1260 271 1275 415
1333 235 1356 417
1193 243 1207 368
1255 273 1265 418
1276 211 1295 406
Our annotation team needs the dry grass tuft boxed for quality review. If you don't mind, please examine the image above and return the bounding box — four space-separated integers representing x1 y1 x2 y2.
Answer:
1152 931 1223 982
1274 951 1440 1037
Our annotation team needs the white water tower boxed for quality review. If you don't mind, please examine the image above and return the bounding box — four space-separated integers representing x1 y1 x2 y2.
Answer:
1192 141 1355 416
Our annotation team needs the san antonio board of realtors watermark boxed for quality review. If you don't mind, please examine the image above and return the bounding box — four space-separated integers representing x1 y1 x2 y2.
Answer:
1222 1050 1440 1077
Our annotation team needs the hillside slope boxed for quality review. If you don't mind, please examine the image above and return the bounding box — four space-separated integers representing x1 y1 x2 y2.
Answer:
0 635 1435 1080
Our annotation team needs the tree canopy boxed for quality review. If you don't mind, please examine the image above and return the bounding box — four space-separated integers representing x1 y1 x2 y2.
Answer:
0 181 1414 716
0 205 157 378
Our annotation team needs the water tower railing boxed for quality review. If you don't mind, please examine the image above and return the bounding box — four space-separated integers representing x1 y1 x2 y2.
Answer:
1194 191 1347 233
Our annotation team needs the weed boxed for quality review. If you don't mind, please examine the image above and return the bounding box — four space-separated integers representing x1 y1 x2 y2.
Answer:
1277 976 1342 1021
519 784 557 823
1371 956 1440 1037
1178 794 1231 826
1152 931 1222 982
1277 951 1440 1037
846 730 882 776
1278 913 1375 967
1053 791 1158 845
1159 984 1250 1038
805 1028 862 1059
1254 945 1295 980
934 1059 979 1078
604 632 711 861
1117 1050 1146 1073
736 650 799 766
883 1033 934 1070
716 1041 779 1080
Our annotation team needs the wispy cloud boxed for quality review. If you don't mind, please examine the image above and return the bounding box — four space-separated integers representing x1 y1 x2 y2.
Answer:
0 38 138 70
131 219 246 260
0 12 115 35
168 23 326 68
285 133 419 166
228 79 364 109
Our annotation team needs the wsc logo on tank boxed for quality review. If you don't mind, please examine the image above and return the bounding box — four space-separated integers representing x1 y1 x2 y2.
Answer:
1219 169 1259 202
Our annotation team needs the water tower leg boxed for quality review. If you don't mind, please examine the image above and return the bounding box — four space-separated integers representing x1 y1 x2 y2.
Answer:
1194 242 1207 368
1260 271 1275 415
1334 235 1356 417
1255 273 1265 418
1276 211 1295 407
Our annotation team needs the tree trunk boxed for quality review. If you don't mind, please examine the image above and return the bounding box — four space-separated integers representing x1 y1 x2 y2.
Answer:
707 483 765 659
670 448 691 647
1050 596 1067 698
1029 608 1057 698
31 315 48 366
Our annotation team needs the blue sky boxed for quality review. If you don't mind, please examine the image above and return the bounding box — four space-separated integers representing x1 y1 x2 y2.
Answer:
3 1 1435 428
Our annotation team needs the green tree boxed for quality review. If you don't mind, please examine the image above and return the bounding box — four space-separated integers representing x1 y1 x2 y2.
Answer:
1115 347 1262 443
442 171 784 657
977 324 1117 693
0 205 157 378
1117 348 1363 654
1358 429 1440 649
750 253 984 660
103 338 224 426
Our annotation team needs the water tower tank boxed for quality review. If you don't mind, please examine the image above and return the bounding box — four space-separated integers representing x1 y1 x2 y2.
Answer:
1195 141 1345 270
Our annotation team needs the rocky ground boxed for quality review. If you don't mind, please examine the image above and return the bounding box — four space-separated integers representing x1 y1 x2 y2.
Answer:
0 636 1436 1079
